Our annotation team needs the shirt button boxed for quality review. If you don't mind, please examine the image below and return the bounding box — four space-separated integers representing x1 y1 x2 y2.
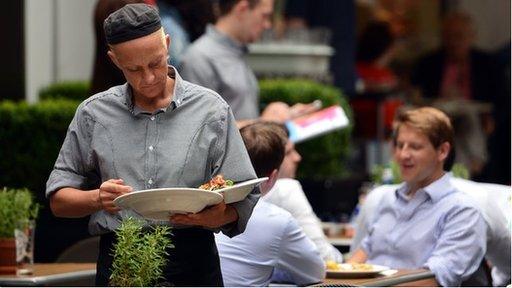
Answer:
149 146 154 151
150 116 155 121
148 179 153 184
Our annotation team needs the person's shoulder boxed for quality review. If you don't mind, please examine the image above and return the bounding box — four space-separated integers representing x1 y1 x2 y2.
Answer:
270 178 303 196
181 79 229 109
76 85 126 115
443 181 483 214
182 34 218 60
258 201 295 226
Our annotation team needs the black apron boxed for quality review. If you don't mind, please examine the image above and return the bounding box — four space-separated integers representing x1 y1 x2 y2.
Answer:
95 227 223 286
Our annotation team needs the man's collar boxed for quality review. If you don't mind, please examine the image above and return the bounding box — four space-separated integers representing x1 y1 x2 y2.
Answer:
395 173 455 203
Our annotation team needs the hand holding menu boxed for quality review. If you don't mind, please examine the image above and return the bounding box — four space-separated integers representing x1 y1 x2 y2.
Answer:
285 105 349 143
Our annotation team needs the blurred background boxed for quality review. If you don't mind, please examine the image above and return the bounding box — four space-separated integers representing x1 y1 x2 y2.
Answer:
0 0 510 262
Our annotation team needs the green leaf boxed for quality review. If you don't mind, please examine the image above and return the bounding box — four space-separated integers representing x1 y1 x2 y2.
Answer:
110 218 173 287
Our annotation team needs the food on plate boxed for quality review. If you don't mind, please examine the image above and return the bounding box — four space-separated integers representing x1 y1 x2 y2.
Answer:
326 261 374 271
198 175 234 191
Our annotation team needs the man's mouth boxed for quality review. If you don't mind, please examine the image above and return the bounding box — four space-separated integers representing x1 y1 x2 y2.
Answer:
401 163 414 171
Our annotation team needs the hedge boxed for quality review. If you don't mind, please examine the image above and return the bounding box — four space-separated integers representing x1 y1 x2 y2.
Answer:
39 81 90 101
0 79 353 198
259 79 353 180
0 99 79 200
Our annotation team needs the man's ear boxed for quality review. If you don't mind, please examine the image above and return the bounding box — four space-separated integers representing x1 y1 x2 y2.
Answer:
165 34 171 50
233 0 250 16
260 169 279 194
438 142 450 162
107 50 121 69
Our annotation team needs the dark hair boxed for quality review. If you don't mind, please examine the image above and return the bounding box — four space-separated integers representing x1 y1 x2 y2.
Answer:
91 0 144 95
392 107 455 170
240 122 287 177
356 21 394 63
215 0 260 17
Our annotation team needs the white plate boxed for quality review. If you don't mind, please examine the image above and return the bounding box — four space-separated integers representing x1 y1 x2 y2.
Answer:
213 177 268 204
113 188 223 221
326 264 390 278
113 178 267 221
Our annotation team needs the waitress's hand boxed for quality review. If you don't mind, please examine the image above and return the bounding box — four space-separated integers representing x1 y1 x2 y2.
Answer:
169 201 238 228
98 179 132 214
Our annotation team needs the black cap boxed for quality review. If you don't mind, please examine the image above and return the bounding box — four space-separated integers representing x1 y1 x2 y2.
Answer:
104 3 162 45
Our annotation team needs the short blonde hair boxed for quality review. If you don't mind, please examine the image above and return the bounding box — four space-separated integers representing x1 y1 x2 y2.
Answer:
392 107 454 149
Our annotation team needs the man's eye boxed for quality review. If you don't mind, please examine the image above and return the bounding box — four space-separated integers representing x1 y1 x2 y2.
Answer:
410 144 422 150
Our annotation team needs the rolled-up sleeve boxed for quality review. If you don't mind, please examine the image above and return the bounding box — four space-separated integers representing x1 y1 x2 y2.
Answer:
424 206 487 287
214 107 259 237
46 105 97 197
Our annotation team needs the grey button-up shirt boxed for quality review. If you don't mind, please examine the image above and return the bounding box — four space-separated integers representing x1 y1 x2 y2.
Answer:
46 67 259 236
180 24 259 121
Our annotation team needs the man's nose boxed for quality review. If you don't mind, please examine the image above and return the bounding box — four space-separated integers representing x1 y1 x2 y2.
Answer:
142 69 155 83
397 148 411 159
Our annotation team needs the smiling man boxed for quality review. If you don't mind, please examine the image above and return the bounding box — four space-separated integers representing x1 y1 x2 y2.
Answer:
46 4 258 286
347 107 486 287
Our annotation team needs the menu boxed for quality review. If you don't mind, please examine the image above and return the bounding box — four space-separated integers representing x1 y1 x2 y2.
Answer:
285 105 349 143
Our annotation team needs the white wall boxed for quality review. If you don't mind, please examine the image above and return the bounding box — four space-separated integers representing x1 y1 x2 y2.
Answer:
25 0 95 103
55 0 96 82
25 0 55 103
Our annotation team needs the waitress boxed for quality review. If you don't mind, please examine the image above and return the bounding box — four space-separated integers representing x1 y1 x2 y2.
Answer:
45 4 258 286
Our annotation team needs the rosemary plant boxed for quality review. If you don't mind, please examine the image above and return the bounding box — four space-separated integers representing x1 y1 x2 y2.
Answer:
0 187 39 238
110 218 173 287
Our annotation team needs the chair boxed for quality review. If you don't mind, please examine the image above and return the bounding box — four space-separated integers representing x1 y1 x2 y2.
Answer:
55 236 100 263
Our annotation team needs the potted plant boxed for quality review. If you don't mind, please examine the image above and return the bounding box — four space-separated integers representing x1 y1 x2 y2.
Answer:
110 218 173 287
0 187 39 274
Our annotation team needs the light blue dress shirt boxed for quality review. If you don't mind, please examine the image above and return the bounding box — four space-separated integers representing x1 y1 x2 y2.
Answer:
215 201 325 286
360 173 486 286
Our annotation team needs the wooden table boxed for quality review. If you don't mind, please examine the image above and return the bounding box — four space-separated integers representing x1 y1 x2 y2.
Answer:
0 263 96 286
316 269 437 287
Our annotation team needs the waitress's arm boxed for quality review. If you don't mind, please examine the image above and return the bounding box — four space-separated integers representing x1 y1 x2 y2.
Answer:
50 179 132 218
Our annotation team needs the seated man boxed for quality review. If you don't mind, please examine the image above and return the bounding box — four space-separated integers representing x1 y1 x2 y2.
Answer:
351 179 511 286
215 122 325 286
262 127 343 263
348 107 486 287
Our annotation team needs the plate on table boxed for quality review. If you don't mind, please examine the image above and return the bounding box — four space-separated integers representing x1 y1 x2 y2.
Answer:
326 263 390 278
213 177 268 204
113 188 223 221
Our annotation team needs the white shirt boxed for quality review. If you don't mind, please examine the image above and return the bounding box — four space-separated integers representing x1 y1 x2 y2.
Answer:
351 177 511 286
215 200 325 287
262 179 344 263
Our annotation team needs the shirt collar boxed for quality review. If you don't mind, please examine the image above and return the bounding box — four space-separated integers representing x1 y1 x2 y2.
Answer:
123 66 186 116
205 24 248 56
395 173 455 203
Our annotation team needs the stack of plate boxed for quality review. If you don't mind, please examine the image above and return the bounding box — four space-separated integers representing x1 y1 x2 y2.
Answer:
113 177 267 221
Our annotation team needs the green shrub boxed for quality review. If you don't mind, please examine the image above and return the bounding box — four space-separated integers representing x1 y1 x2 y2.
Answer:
0 99 79 200
110 218 173 287
0 188 39 238
259 79 353 179
39 81 90 101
